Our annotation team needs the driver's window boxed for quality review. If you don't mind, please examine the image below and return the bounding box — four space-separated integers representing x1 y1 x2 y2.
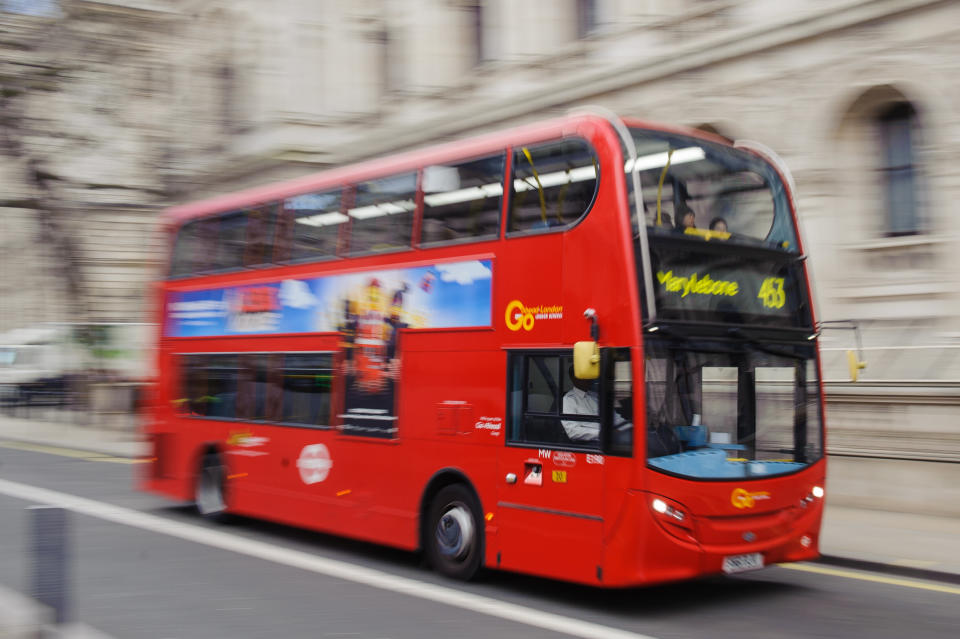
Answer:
606 348 633 457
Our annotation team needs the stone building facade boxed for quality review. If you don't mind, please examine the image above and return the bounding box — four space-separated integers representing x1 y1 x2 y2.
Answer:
2 0 960 509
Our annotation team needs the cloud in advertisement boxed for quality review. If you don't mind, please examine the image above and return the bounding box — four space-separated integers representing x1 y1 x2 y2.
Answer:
436 260 492 285
279 279 318 309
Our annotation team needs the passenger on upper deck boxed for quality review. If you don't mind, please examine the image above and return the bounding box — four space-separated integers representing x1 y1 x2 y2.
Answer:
709 217 728 233
676 206 697 231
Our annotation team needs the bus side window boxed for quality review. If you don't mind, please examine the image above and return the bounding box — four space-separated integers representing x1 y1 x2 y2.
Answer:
421 152 505 245
179 354 239 419
280 353 334 428
285 189 345 263
212 211 248 272
237 354 268 421
348 172 417 256
508 139 598 234
244 204 277 267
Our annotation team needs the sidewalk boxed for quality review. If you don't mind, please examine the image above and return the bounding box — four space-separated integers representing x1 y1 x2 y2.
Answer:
1 411 959 582
0 410 145 459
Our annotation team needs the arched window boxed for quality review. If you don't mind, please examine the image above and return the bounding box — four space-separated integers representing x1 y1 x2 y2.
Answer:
877 102 920 236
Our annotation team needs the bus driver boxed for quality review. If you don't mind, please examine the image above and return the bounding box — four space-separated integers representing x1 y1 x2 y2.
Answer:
562 366 632 444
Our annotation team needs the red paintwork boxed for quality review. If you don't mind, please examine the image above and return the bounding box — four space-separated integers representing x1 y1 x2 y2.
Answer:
141 114 825 587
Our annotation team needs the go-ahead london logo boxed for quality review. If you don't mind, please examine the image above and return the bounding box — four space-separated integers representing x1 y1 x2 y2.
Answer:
297 444 333 485
504 300 563 332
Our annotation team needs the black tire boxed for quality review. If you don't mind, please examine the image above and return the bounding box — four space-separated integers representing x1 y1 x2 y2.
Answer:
195 452 228 521
426 484 483 580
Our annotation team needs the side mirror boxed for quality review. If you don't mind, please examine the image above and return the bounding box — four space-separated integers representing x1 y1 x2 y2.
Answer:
846 349 866 382
573 341 600 380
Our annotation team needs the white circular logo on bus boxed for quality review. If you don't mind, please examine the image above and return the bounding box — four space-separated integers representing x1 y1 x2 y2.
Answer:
297 444 332 484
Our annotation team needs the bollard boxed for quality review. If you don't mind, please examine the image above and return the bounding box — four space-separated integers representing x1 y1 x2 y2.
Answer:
28 505 70 626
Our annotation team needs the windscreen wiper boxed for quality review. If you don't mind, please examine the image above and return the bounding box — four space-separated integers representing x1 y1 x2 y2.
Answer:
645 324 688 341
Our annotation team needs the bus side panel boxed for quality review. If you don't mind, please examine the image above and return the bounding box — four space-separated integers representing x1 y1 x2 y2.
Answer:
398 331 504 559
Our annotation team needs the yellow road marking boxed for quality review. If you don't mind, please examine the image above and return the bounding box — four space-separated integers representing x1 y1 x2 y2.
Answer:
0 440 148 464
780 562 960 596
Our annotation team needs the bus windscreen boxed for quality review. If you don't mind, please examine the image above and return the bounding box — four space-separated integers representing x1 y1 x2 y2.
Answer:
627 128 797 253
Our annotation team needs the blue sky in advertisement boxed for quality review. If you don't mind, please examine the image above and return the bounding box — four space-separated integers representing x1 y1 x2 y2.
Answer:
165 260 493 338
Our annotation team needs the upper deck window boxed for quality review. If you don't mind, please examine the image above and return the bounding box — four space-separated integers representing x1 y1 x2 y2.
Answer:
421 153 505 245
628 129 797 253
878 102 921 236
282 189 345 262
347 172 418 256
508 138 599 234
244 204 277 267
170 217 217 278
214 211 249 272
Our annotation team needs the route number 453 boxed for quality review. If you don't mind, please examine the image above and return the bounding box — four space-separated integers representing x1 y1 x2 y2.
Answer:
757 277 786 309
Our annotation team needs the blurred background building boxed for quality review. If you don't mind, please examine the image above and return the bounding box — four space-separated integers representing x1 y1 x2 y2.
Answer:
1 0 959 507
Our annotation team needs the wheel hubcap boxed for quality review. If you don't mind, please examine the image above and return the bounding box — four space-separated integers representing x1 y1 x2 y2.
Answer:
197 464 224 515
435 504 474 560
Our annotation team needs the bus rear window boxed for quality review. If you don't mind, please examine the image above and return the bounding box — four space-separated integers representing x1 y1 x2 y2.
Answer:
170 218 216 278
509 138 598 234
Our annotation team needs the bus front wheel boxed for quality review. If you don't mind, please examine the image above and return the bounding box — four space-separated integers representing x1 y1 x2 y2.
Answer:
195 452 227 520
426 484 482 580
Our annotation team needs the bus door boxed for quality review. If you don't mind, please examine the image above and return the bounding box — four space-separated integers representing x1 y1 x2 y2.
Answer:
496 351 607 583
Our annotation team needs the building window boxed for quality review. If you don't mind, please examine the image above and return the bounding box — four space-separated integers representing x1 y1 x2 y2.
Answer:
576 0 598 39
468 1 485 66
877 102 920 236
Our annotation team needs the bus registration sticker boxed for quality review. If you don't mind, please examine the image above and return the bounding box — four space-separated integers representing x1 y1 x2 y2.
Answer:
722 552 764 574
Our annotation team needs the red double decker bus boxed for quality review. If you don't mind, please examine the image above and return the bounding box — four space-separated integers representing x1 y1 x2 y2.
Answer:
143 112 825 586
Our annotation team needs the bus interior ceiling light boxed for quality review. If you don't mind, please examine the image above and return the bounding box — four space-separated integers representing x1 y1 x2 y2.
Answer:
296 212 349 227
624 147 705 173
423 183 504 207
348 201 416 220
512 165 597 193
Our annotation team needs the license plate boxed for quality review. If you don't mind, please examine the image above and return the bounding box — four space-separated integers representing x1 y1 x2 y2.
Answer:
722 552 764 574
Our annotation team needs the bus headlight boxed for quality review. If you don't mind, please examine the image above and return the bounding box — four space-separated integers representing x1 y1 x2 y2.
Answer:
647 494 696 544
649 496 688 524
812 486 824 499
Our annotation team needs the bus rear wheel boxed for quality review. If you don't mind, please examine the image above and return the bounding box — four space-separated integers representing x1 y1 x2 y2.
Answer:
426 484 482 580
195 452 227 520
